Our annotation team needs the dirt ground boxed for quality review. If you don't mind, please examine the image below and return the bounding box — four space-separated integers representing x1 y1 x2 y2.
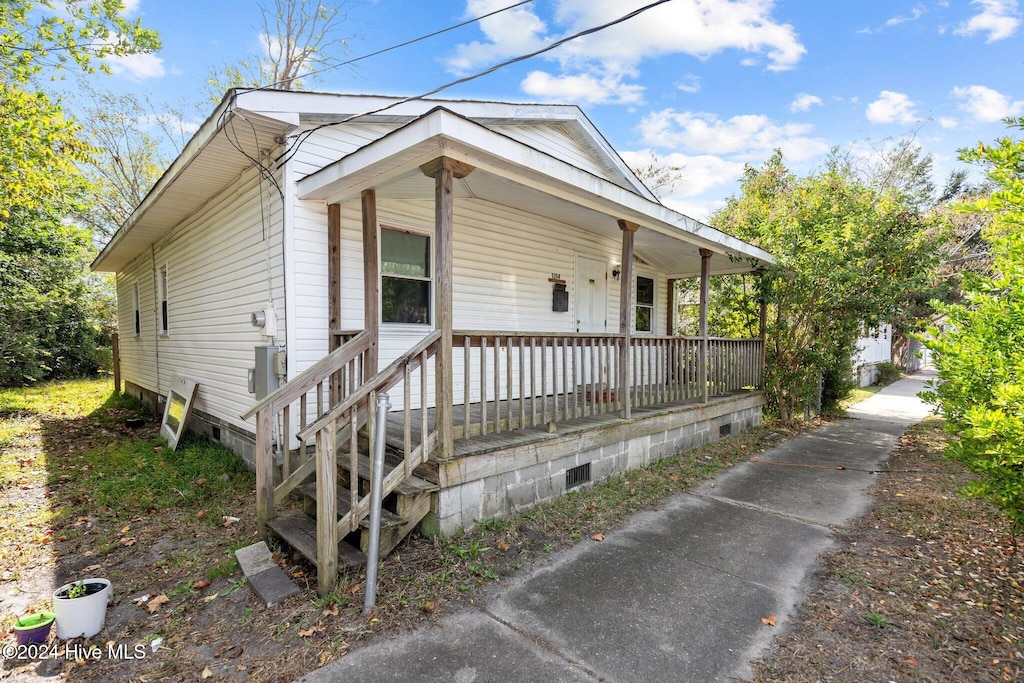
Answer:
750 419 1024 683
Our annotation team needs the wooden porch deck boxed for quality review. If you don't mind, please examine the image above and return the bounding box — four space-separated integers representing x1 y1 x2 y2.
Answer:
384 389 744 462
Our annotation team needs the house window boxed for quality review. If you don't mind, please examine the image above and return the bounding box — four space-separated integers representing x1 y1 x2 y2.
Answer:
132 284 141 337
381 227 431 324
636 275 654 333
158 265 169 334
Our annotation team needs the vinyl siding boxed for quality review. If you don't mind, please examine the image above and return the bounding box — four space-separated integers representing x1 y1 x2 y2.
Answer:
117 165 286 433
490 124 610 182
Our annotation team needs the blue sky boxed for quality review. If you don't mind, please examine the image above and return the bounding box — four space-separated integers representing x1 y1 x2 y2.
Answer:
88 0 1024 220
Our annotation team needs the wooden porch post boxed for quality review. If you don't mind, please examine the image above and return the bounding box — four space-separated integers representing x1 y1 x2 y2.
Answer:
361 190 379 381
758 270 768 389
255 406 274 538
421 157 474 460
617 220 639 419
666 279 677 335
328 203 343 403
699 248 713 403
111 332 121 394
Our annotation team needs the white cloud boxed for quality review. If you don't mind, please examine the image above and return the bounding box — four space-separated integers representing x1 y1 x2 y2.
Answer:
865 91 920 124
790 93 823 112
951 84 1024 121
676 74 701 94
620 149 745 198
938 116 959 128
121 0 141 16
954 0 1021 41
138 114 202 138
638 109 829 162
886 5 926 26
105 52 165 80
447 0 549 74
449 0 806 104
521 70 644 104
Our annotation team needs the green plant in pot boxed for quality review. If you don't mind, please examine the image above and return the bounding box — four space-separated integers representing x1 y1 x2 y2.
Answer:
14 612 55 645
52 578 112 640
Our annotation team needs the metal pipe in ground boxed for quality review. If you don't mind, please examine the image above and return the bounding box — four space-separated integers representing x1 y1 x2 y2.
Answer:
362 393 390 617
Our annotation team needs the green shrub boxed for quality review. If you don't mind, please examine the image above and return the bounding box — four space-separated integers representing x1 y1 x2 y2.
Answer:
923 119 1024 532
874 362 902 386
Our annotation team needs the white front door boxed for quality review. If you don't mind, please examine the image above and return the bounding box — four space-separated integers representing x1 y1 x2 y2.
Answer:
575 254 607 333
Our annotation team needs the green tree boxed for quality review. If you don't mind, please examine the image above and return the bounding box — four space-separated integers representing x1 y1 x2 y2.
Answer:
0 1 158 384
711 151 940 423
924 119 1024 531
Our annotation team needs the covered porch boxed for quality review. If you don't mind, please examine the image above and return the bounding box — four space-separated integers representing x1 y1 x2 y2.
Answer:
244 107 773 593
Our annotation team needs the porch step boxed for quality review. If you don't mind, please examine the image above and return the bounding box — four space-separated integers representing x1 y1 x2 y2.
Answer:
336 451 439 496
298 483 407 530
266 510 366 568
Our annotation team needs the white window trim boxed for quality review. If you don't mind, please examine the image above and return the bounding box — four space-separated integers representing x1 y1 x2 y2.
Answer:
634 269 657 334
158 263 169 336
380 225 433 328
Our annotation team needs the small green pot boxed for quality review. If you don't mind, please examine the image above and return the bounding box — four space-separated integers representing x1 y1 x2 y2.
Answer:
14 612 55 645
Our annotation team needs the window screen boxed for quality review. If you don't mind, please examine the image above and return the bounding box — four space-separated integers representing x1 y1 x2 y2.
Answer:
381 228 431 324
636 275 654 332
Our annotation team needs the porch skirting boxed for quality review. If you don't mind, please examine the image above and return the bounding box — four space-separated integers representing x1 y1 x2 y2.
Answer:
421 391 766 535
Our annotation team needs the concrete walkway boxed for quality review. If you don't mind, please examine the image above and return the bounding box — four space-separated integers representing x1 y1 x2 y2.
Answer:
301 370 935 683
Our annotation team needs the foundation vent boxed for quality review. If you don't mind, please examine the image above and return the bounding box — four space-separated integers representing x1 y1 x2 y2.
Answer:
566 463 591 490
719 423 732 437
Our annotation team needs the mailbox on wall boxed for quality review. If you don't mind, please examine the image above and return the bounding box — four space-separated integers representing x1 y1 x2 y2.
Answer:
550 277 568 312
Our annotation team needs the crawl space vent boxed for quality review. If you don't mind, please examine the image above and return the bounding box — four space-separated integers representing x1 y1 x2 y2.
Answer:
719 423 732 437
566 463 591 490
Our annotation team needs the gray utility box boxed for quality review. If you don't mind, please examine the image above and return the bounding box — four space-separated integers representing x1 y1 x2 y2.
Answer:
254 345 281 400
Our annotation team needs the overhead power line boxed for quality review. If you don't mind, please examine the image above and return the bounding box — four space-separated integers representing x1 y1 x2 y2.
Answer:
242 0 536 93
275 0 676 167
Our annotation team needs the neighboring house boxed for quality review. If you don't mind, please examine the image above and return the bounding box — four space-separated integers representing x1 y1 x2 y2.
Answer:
93 90 774 594
853 324 893 387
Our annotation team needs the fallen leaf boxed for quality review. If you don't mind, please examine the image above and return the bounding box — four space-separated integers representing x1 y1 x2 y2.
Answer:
669 475 679 482
119 537 136 547
591 533 605 542
761 614 777 627
349 582 364 595
193 580 212 590
201 666 213 679
83 563 102 572
120 525 130 533
421 599 437 613
298 626 323 637
585 502 598 511
497 541 510 552
146 594 170 614
905 657 917 666
323 605 339 617
195 477 206 486
725 462 734 468
196 510 208 520
222 516 239 527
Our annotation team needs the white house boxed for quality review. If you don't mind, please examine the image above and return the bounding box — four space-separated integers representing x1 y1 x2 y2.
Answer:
853 324 892 387
93 90 774 593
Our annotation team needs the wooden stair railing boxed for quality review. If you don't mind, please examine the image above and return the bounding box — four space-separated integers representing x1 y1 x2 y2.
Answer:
242 330 371 537
287 330 441 595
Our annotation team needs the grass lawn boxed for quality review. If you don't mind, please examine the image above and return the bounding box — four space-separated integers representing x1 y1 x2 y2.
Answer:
1 377 812 681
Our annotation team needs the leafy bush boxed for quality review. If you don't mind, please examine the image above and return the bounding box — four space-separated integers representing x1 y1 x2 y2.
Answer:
923 119 1024 532
874 362 902 387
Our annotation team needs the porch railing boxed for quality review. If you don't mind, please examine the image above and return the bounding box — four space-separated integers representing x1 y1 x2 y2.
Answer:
452 331 763 442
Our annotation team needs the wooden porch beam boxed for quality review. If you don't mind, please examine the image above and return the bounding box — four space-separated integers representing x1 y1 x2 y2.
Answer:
362 190 379 380
420 157 475 180
617 219 639 419
699 248 712 403
425 157 468 460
